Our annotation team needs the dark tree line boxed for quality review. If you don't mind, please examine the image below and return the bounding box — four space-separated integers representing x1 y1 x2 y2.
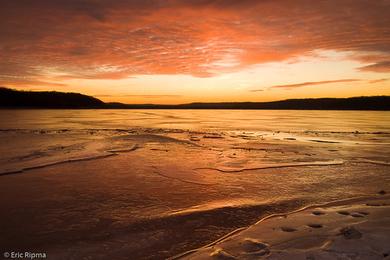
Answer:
1 87 389 110
0 87 104 108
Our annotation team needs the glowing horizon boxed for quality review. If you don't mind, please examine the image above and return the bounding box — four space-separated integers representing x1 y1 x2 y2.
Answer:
1 1 389 104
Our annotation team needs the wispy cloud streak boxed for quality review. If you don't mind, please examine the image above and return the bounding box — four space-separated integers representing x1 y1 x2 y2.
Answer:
250 79 362 91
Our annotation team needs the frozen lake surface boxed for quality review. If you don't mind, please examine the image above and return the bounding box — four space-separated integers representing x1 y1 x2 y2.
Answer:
0 109 389 259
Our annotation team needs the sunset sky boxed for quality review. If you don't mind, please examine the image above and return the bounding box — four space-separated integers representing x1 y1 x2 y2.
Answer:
0 0 389 104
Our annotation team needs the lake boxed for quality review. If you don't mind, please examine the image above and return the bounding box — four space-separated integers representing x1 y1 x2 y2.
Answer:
0 109 389 258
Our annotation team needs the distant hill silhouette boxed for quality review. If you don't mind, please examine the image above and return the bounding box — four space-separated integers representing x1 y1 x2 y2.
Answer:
0 87 104 108
106 96 390 110
1 87 389 110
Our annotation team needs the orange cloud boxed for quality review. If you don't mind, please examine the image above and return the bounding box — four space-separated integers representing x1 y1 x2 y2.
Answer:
359 61 390 73
254 79 362 90
0 0 389 87
368 78 389 84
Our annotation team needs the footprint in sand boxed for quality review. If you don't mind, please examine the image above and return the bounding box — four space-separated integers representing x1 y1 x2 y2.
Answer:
340 226 362 239
312 210 325 216
209 248 236 259
351 212 366 218
240 238 270 256
281 226 297 232
307 224 323 229
366 202 388 207
337 210 350 216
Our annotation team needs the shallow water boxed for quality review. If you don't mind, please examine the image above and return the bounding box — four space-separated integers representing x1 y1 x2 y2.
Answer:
0 109 389 259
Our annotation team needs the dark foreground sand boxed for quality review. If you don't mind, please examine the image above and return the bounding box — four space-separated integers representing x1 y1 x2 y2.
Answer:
178 195 390 259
